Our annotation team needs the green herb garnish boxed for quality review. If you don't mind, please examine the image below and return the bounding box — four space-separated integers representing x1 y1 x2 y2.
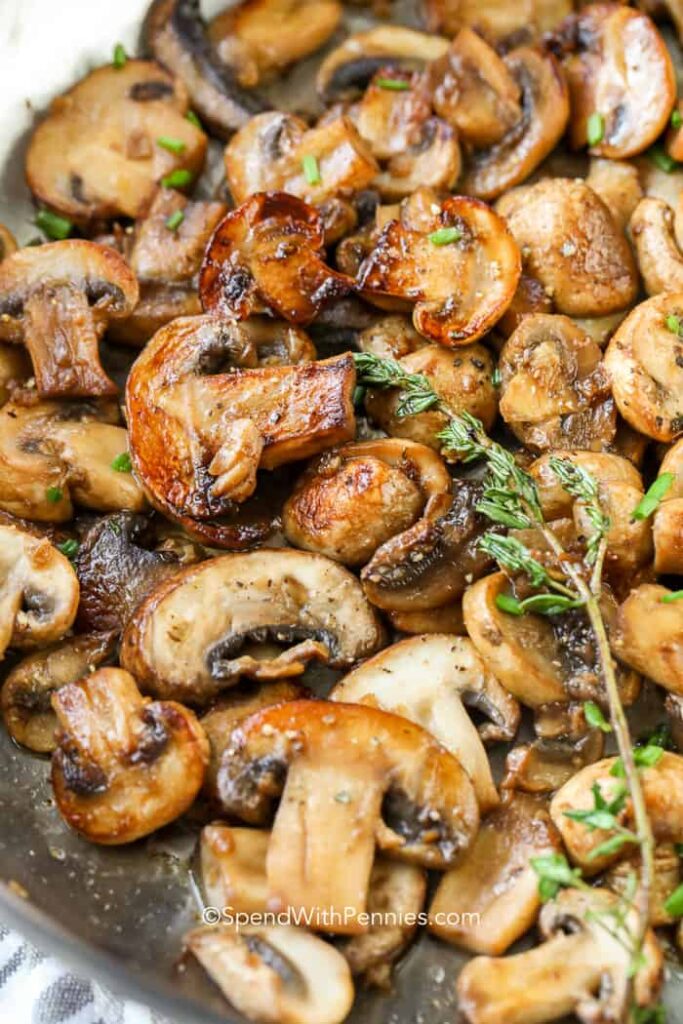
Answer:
584 701 612 733
165 209 185 232
428 226 463 246
57 539 79 560
113 42 127 69
157 136 186 155
586 112 605 146
302 154 321 186
46 486 63 504
161 169 193 189
632 473 675 520
376 77 411 91
111 452 132 473
35 210 73 241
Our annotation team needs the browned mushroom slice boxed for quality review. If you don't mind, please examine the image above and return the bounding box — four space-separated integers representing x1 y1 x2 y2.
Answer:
375 118 461 201
125 315 354 544
200 192 353 324
387 603 466 635
604 293 683 442
653 438 683 574
283 438 451 566
0 525 79 659
501 731 605 795
423 0 573 39
216 700 479 925
51 667 208 845
586 158 643 233
612 584 683 696
498 315 616 452
144 0 266 139
358 196 520 346
429 793 560 954
26 59 206 223
1 632 116 753
120 549 384 704
357 315 427 360
0 344 30 405
225 113 378 206
497 178 638 318
630 196 683 295
362 479 494 613
209 0 341 87
497 275 554 338
461 48 569 202
562 4 675 159
0 242 138 397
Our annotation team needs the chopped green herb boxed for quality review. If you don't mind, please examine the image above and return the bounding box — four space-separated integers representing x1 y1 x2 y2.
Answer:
376 77 411 91
530 852 587 902
429 226 463 246
161 168 193 189
112 42 127 69
633 1005 667 1024
352 385 366 407
662 590 683 603
111 452 132 473
495 593 524 616
518 593 584 616
301 154 321 186
648 144 678 173
491 367 502 388
165 209 185 232
186 110 202 129
611 743 665 778
586 112 605 147
57 539 79 560
587 833 640 861
673 109 683 129
157 135 186 155
666 313 682 335
35 209 73 241
46 486 63 504
664 882 683 917
632 472 675 520
584 701 612 733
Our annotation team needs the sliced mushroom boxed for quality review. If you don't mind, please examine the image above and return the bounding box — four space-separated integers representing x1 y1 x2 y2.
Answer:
224 112 379 207
630 195 683 295
562 4 675 159
0 525 79 660
550 752 683 872
186 924 354 1024
429 793 560 955
497 179 638 318
0 397 146 523
26 59 206 222
364 343 497 451
125 315 354 544
316 26 449 103
331 634 520 811
283 439 451 566
586 157 643 233
200 192 354 324
121 549 384 705
501 731 605 795
144 0 266 139
386 603 466 635
1 632 116 753
357 195 521 345
612 584 683 696
653 438 683 574
216 700 479 925
461 48 569 202
0 242 138 397
208 0 341 87
423 0 573 40
604 292 683 442
456 887 663 1024
373 119 461 202
498 314 616 453
0 344 30 406
51 667 208 844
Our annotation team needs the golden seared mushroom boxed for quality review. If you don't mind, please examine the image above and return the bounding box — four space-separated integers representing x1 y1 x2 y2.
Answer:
551 752 683 873
357 315 427 360
386 603 466 636
358 195 521 346
502 730 606 795
423 0 572 39
125 315 354 545
497 179 638 318
0 345 30 406
186 924 355 1024
0 525 79 660
653 439 683 574
316 25 449 103
586 158 643 233
456 887 663 1024
201 824 270 914
209 0 341 88
121 549 384 705
361 479 494 614
496 275 554 338
0 242 138 397
0 224 17 262
331 634 520 812
461 47 569 202
630 196 683 295
283 438 451 566
109 190 227 346
604 293 683 442
1 632 116 753
562 4 675 159
498 315 616 453
0 398 146 523
530 451 653 575
200 193 354 324
216 700 479 925
605 843 681 926
612 584 683 696
51 667 208 845
429 793 560 954
26 59 206 223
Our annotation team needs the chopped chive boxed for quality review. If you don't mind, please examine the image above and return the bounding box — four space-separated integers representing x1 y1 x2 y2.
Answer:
491 367 502 388
352 385 366 407
666 313 682 335
586 112 605 147
113 43 127 69
111 452 132 473
648 144 678 173
157 135 186 155
161 168 193 189
665 882 683 918
517 593 584 616
673 109 683 129
35 209 73 241
376 77 411 91
632 472 675 520
165 209 185 232
429 226 463 246
584 701 612 733
185 110 202 129
495 593 524 616
662 590 683 603
46 486 63 504
57 539 79 560
301 154 321 186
